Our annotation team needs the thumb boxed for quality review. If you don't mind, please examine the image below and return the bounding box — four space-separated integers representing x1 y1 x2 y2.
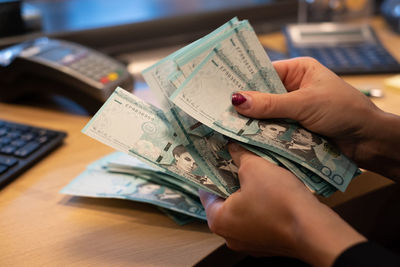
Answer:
199 189 224 224
231 90 308 120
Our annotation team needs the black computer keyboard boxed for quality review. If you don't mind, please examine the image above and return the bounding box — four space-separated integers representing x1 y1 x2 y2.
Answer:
0 119 67 187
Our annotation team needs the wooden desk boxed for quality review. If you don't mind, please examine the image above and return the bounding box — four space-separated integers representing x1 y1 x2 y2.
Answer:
1 17 400 266
0 105 224 266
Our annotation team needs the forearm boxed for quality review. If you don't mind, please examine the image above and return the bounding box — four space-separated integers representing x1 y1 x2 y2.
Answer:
291 198 366 267
292 112 400 267
358 111 400 181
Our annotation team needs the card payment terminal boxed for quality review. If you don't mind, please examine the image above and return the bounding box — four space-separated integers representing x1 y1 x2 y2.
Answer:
0 38 133 114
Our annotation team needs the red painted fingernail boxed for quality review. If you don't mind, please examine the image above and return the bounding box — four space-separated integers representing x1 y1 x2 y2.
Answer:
231 93 247 106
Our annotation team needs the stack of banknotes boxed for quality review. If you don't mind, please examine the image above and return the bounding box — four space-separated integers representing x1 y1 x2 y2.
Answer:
61 152 206 225
62 18 361 223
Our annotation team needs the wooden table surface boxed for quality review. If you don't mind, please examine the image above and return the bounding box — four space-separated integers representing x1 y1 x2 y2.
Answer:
0 103 227 266
1 17 400 266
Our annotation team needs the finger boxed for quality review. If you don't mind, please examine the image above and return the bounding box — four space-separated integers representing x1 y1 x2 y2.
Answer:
231 90 309 121
272 59 300 92
272 57 321 91
199 189 224 225
228 143 256 168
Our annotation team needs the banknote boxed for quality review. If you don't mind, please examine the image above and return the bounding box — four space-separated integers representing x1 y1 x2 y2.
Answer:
80 18 360 201
158 207 197 225
106 151 161 172
165 18 358 192
82 87 228 198
172 19 286 94
104 152 200 197
60 163 206 221
169 46 359 192
165 107 240 194
241 143 337 197
87 152 199 197
271 154 337 197
142 17 240 110
142 18 245 195
65 17 367 228
109 167 201 198
238 142 337 196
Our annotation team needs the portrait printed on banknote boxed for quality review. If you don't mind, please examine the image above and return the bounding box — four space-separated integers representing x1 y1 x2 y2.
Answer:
123 181 206 217
204 132 238 177
167 144 220 191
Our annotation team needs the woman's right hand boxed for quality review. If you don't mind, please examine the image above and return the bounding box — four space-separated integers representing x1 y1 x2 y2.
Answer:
231 57 400 180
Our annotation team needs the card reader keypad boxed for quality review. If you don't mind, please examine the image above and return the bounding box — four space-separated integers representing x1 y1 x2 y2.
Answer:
68 54 125 85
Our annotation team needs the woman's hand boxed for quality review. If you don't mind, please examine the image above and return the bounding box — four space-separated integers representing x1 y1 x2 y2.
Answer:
231 57 400 180
200 143 366 267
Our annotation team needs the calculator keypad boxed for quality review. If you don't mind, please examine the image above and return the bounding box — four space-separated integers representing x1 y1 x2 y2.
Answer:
290 44 400 75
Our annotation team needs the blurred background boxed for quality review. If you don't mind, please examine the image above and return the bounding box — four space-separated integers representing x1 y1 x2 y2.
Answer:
0 0 300 52
0 0 398 114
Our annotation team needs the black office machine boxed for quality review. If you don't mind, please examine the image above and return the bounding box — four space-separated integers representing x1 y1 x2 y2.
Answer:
284 23 400 75
0 38 133 114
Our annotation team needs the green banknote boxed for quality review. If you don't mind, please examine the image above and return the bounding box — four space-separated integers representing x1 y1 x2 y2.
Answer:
142 17 240 110
143 19 276 195
168 24 359 192
104 152 200 197
79 17 360 200
171 20 285 94
60 157 206 221
82 87 227 197
241 143 337 197
158 207 197 225
65 17 364 227
142 18 244 195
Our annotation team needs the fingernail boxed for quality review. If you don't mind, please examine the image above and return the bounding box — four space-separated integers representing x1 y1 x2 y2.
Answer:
231 93 250 108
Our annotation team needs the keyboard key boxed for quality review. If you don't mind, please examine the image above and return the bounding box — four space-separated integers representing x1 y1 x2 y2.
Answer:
6 131 21 139
0 119 66 187
37 135 49 144
0 164 8 174
0 137 11 145
0 128 7 136
10 139 26 148
1 145 17 155
45 131 58 138
0 155 18 167
32 129 55 137
20 133 36 141
14 141 40 158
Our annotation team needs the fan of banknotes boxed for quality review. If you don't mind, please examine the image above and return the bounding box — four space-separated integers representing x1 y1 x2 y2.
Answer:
61 17 361 223
61 152 206 225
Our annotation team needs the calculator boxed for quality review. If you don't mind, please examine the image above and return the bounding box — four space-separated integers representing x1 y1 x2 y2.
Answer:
283 23 400 75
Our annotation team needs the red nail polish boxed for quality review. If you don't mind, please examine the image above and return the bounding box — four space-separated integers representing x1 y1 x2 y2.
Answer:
232 93 247 106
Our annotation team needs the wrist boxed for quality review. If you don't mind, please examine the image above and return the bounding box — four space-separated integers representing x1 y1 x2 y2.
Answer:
357 110 400 180
290 197 366 267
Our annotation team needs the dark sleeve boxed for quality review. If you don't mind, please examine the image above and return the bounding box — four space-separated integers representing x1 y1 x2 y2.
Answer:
333 241 400 267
